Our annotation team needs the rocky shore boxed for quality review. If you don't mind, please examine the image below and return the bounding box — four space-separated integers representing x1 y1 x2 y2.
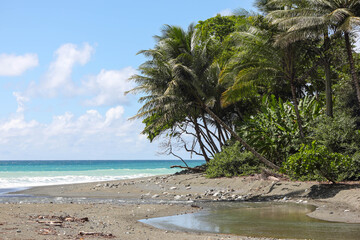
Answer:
0 173 359 239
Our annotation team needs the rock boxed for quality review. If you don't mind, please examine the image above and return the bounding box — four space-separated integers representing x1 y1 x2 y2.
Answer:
151 194 159 198
186 186 191 190
268 176 280 181
213 191 221 197
174 195 182 200
170 186 177 190
344 209 350 212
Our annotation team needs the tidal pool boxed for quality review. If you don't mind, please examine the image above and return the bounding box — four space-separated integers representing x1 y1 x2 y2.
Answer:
140 202 360 240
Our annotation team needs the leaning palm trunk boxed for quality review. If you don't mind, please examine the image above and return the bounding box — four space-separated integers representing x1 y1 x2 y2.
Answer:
324 33 333 117
202 104 280 170
344 32 360 107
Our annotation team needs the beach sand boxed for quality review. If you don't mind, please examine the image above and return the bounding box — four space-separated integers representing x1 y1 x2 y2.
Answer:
1 173 359 239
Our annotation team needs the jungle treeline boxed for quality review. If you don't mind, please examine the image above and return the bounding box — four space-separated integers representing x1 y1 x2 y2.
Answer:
128 0 360 183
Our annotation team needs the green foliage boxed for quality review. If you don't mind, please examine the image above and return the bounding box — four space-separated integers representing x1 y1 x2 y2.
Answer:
196 15 249 42
239 95 323 164
283 142 352 183
309 110 360 155
206 142 262 178
142 113 177 142
346 152 360 180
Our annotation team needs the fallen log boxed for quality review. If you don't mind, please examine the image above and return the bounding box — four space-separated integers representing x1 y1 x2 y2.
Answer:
170 165 204 172
78 231 115 238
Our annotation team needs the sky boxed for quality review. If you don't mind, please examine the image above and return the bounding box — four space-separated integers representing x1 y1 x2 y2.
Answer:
0 0 256 160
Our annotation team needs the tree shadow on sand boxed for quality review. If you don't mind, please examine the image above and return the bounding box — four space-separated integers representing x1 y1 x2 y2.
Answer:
246 183 360 202
306 183 360 199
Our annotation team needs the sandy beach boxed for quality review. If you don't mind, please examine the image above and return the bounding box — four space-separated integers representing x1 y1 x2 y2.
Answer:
0 173 359 239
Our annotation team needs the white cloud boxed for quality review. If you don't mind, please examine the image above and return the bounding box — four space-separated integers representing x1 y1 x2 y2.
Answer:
0 53 38 76
24 43 135 106
105 106 124 126
83 67 136 106
13 92 29 113
0 115 39 134
0 103 150 159
28 43 94 97
218 9 233 16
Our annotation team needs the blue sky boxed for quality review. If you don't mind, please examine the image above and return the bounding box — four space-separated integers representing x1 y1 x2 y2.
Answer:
0 0 255 160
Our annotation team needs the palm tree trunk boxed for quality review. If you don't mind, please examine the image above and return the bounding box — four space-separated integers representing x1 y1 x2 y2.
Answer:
344 32 360 107
324 33 333 117
290 81 305 139
286 45 305 139
324 60 333 117
193 119 210 162
203 104 280 170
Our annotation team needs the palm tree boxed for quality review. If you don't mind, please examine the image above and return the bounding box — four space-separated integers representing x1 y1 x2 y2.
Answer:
129 24 280 170
220 20 314 139
267 0 360 109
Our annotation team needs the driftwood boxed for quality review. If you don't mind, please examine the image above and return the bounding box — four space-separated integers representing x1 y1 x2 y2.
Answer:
79 231 115 238
38 228 57 235
261 168 286 179
170 165 204 172
32 215 89 223
36 220 63 226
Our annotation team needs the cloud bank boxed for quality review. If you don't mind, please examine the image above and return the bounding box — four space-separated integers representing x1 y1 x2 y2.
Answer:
0 43 162 160
0 101 148 159
0 53 38 76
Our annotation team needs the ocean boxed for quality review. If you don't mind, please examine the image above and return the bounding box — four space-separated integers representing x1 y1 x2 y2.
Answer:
0 160 205 191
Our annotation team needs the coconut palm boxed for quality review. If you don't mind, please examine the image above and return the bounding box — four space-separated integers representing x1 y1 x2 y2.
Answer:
267 0 360 109
129 24 280 170
220 19 318 139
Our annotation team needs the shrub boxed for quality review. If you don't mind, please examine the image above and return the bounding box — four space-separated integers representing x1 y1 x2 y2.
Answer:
309 111 360 155
283 142 352 183
239 95 322 165
343 152 360 181
206 142 261 178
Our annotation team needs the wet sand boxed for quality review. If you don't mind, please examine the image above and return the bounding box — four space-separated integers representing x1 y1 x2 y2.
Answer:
1 173 359 239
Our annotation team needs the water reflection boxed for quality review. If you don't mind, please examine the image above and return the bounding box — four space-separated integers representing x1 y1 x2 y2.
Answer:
140 202 360 240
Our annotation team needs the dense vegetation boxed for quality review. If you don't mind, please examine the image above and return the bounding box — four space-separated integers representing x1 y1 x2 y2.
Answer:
129 0 360 182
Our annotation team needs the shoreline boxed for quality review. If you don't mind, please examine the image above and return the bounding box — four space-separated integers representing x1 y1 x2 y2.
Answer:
1 173 359 239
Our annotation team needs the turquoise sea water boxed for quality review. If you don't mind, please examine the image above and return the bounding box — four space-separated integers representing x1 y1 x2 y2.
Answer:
0 160 204 189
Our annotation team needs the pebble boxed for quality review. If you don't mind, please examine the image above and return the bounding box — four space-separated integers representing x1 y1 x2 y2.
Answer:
151 194 159 198
213 191 221 197
170 187 177 190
